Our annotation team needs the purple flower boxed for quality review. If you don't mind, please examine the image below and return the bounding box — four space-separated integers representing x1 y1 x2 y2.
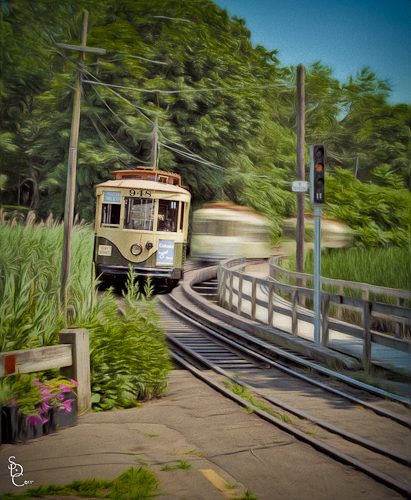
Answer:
62 399 73 413
26 415 42 425
40 401 51 413
59 384 73 393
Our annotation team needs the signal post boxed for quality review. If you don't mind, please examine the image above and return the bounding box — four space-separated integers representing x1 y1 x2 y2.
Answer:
310 145 325 344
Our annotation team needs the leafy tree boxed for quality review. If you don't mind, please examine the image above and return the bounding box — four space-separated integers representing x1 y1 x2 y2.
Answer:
1 0 409 247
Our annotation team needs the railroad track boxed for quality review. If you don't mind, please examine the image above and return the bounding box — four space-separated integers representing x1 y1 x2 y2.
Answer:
157 263 411 497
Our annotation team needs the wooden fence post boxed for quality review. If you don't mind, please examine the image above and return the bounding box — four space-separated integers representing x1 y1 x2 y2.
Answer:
321 294 330 347
362 301 372 372
337 286 344 319
251 278 257 320
220 269 227 307
291 290 298 336
229 272 234 311
237 275 243 315
268 283 274 327
396 297 405 338
60 328 91 414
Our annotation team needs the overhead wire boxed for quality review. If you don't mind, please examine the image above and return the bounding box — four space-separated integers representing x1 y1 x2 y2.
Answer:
51 33 289 180
82 78 289 95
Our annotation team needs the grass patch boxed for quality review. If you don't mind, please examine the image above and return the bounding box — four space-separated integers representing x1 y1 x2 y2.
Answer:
161 460 192 471
303 246 411 291
227 381 294 424
0 466 158 499
233 490 259 500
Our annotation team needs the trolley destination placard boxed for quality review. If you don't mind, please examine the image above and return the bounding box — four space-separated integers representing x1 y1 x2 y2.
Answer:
156 240 175 266
103 191 121 203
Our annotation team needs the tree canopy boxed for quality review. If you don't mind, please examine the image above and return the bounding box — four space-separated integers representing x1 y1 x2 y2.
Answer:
1 0 410 246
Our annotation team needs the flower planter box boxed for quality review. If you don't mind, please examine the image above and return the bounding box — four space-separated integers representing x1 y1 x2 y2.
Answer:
0 394 77 445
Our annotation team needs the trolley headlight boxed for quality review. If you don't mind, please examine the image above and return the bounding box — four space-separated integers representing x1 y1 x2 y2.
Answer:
130 244 142 256
145 241 153 250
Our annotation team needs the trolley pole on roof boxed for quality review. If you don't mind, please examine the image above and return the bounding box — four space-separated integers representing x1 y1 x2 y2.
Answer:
151 116 159 169
296 64 306 277
57 11 106 309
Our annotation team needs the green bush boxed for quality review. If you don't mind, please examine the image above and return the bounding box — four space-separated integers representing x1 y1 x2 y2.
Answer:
0 223 171 409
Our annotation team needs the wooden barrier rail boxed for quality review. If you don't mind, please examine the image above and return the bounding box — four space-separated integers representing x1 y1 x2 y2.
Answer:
218 258 411 371
0 328 91 414
269 256 411 337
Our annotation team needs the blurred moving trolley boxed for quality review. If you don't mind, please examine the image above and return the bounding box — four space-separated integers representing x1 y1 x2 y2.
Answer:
93 167 191 290
190 202 272 261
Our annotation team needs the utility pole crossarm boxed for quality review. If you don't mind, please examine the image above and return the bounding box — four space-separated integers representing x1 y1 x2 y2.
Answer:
56 43 106 56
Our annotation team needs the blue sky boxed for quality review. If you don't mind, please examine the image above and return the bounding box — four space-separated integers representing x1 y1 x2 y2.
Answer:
214 0 411 104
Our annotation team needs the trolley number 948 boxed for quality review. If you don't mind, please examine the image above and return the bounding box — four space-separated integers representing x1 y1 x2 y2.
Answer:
129 189 152 197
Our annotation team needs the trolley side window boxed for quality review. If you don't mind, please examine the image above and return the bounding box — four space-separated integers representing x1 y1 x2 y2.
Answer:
158 200 178 232
101 203 121 226
179 202 185 232
124 197 154 231
101 191 121 227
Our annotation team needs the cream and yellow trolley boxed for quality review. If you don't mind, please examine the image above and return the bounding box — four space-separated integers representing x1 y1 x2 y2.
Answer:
93 167 191 290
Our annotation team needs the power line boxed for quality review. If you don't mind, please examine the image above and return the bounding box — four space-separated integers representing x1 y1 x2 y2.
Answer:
58 49 281 180
82 78 287 95
81 67 155 125
88 106 152 164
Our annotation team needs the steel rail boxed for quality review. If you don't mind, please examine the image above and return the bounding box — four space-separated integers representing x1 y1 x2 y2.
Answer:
183 271 411 407
170 348 411 498
161 294 411 428
168 334 410 467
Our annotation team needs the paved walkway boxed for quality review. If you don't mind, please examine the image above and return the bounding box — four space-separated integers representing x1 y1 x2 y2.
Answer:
243 262 411 379
0 371 402 499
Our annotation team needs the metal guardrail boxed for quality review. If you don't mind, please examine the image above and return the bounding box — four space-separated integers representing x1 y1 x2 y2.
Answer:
218 258 411 371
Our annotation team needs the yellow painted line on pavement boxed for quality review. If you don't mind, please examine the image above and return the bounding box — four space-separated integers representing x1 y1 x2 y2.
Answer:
200 468 243 498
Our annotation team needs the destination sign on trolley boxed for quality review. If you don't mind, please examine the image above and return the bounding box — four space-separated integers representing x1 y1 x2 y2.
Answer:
103 191 121 203
291 180 308 192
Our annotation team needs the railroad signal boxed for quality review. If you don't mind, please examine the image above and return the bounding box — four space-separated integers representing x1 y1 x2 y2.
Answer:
311 144 325 204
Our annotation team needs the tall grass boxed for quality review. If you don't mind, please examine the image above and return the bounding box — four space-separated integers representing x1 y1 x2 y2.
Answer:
0 222 171 408
304 246 411 290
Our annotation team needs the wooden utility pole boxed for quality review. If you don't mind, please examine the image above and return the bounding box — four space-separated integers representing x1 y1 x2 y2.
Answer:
296 64 305 274
58 12 106 308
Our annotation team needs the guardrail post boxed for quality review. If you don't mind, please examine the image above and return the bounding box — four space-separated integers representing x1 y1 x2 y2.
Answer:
395 297 405 338
336 286 344 319
291 290 298 336
321 294 330 347
251 278 257 320
59 328 91 414
362 301 372 372
237 275 243 315
220 268 227 307
361 289 369 325
268 283 274 327
229 272 234 311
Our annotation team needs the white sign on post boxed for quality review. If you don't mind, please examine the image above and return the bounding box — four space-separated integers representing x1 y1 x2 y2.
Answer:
291 180 308 192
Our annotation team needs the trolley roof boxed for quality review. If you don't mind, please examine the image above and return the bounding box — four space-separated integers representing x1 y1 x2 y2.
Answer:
111 167 181 185
96 167 190 195
97 179 190 195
